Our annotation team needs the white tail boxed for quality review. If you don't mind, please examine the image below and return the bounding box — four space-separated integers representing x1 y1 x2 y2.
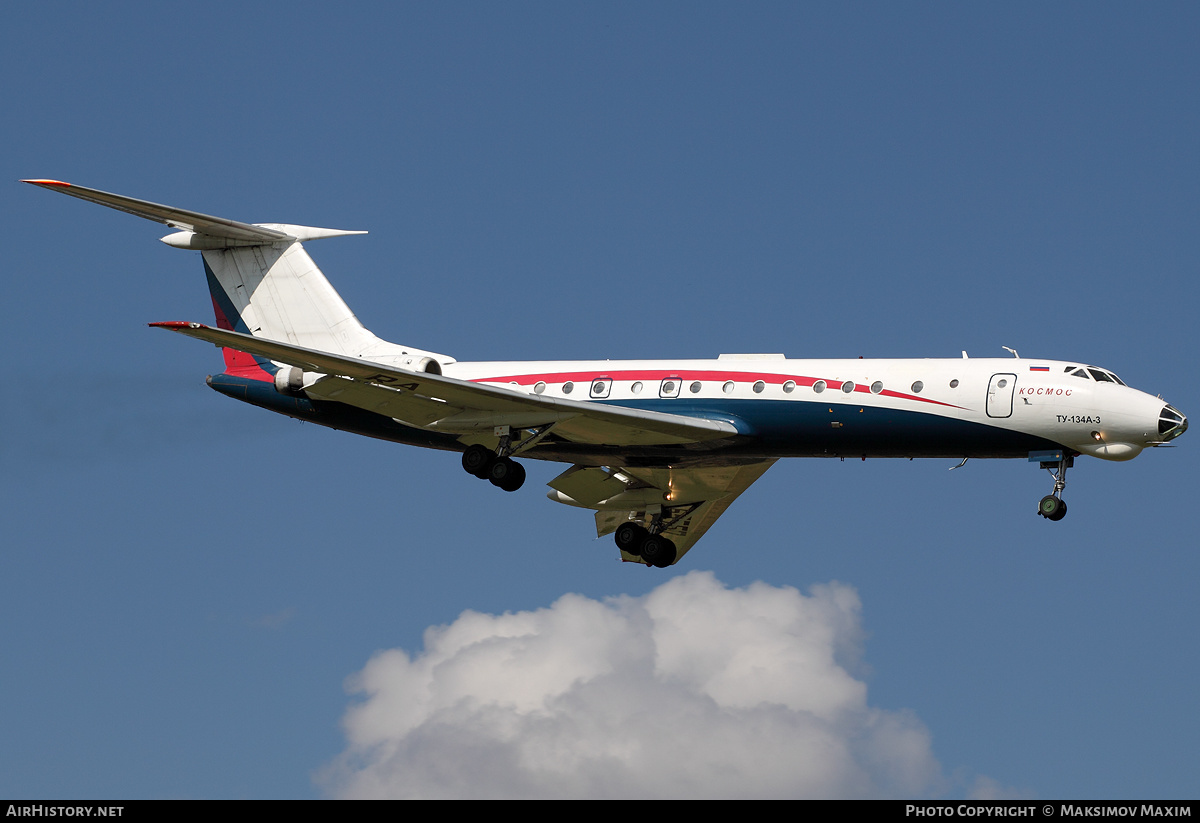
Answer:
23 179 454 372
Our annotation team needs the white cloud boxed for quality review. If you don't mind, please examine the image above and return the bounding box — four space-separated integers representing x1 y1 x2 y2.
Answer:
320 571 947 799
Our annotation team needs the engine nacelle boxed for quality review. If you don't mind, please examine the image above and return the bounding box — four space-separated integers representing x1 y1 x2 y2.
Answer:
274 366 306 395
401 356 442 375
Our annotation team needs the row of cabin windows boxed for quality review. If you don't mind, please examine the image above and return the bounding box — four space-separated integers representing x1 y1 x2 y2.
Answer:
511 369 1118 398
525 378 955 398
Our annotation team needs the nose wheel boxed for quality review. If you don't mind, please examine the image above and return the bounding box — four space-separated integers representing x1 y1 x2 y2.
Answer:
1036 453 1072 521
1038 495 1067 521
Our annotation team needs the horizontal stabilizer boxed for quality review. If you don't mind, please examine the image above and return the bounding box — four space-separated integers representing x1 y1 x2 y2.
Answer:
22 180 365 248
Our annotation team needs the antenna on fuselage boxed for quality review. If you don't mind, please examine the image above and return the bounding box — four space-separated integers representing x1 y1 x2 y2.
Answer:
1002 346 1020 358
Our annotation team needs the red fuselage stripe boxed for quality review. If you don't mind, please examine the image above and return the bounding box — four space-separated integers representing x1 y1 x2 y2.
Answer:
472 369 964 409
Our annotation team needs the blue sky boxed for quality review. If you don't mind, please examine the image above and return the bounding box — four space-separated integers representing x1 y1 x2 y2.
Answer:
2 2 1197 798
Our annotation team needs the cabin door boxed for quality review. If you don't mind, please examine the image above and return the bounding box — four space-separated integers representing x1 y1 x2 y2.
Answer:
986 373 1017 418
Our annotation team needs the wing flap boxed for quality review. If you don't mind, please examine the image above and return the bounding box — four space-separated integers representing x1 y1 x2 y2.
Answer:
304 376 461 428
548 466 631 507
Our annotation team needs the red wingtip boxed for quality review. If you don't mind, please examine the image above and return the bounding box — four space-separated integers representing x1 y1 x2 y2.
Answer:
22 179 71 187
149 321 205 329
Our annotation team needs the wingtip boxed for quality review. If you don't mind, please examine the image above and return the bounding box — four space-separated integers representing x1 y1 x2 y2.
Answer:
149 321 208 330
22 179 71 187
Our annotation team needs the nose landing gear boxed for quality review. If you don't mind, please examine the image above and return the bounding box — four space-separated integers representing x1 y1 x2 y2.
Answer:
1036 452 1072 521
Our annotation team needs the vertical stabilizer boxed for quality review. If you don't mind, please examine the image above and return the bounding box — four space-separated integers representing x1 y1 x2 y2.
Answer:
201 239 377 357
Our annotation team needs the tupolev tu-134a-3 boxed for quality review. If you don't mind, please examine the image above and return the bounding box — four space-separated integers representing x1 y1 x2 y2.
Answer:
25 180 1188 567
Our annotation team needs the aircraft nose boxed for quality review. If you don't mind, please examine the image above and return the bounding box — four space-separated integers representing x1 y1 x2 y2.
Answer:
1158 404 1187 442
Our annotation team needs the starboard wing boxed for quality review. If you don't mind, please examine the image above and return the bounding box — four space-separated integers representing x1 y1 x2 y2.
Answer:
552 459 777 565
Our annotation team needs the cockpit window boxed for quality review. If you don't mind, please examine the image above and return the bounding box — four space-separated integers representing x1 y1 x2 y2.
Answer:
1066 367 1090 379
1159 405 1187 440
1082 366 1125 385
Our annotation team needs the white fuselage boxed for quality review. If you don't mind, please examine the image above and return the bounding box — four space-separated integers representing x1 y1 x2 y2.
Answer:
439 355 1174 461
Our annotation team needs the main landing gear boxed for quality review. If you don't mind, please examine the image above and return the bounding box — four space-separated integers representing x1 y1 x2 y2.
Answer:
1036 452 1073 521
460 425 556 493
461 442 526 493
614 519 678 568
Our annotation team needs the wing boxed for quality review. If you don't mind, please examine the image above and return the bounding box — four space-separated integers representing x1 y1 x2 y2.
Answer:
550 459 777 565
151 322 744 447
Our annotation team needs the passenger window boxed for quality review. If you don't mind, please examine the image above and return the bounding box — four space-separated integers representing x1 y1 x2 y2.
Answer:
783 380 796 393
753 381 765 393
659 378 681 398
590 379 611 398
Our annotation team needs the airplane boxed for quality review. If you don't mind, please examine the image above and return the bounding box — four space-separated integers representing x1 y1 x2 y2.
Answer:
25 180 1189 568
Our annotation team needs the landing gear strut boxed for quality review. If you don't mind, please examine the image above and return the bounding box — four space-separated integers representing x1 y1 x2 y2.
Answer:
1037 453 1072 521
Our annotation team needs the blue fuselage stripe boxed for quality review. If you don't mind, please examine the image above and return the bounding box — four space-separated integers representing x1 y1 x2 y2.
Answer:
209 376 1061 460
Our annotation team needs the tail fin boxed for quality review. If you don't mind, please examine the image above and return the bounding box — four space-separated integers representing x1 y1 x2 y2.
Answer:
24 180 453 376
199 238 375 355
